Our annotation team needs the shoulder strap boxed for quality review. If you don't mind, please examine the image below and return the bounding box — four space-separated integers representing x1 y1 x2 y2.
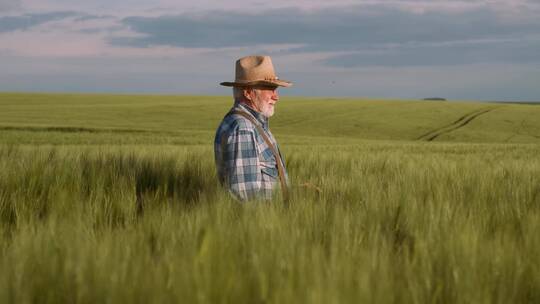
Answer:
228 110 289 202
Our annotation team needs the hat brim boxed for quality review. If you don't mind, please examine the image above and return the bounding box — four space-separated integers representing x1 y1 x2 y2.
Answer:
220 79 292 88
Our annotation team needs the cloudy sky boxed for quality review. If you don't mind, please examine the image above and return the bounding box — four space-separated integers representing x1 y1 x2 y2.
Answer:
1 0 539 101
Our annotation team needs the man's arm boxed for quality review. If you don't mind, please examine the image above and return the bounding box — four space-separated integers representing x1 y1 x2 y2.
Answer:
222 128 263 201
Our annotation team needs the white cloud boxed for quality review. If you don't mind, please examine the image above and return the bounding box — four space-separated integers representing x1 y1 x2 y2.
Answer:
0 0 21 12
15 0 540 16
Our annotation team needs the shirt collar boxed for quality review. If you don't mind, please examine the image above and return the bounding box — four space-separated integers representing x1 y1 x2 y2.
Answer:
234 102 269 129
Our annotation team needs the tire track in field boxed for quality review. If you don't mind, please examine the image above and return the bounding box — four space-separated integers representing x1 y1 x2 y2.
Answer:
416 107 499 141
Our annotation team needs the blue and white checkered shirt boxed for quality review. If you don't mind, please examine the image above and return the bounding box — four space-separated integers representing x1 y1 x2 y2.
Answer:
214 102 288 201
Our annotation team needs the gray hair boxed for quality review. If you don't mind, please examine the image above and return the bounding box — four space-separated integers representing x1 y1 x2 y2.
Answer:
233 87 244 103
233 87 259 104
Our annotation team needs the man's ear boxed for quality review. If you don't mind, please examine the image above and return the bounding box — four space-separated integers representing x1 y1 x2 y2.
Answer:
243 88 252 101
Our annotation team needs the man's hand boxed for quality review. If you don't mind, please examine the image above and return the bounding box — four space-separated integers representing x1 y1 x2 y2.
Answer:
298 182 322 194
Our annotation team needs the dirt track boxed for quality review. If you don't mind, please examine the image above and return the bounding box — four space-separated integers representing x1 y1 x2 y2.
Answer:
416 107 499 141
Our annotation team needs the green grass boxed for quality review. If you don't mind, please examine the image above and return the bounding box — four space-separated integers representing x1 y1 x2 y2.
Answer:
2 92 540 145
0 93 539 303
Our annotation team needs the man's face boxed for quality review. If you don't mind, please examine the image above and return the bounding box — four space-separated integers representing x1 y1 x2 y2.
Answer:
247 86 279 118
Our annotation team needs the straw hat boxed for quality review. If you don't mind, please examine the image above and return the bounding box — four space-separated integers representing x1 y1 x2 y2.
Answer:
220 55 292 88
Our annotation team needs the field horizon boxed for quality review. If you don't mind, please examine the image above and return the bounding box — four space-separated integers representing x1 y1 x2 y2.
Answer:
1 92 540 145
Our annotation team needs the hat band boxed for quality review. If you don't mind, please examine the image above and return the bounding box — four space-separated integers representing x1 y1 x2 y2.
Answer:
237 77 280 82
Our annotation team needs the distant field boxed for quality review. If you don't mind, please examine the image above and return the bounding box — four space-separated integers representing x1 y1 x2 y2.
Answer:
0 93 539 303
1 92 539 145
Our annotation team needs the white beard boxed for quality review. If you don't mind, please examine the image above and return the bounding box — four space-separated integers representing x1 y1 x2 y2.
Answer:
261 103 274 117
253 89 275 118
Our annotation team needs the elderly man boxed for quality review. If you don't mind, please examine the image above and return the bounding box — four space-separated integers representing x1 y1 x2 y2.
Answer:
214 55 291 201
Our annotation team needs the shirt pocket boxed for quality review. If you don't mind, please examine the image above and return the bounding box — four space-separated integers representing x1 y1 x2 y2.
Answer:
260 159 278 180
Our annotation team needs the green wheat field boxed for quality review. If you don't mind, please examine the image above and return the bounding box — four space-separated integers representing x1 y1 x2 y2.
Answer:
1 92 539 303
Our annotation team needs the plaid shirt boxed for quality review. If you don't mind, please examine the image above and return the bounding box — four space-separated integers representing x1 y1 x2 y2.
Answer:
214 102 288 201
